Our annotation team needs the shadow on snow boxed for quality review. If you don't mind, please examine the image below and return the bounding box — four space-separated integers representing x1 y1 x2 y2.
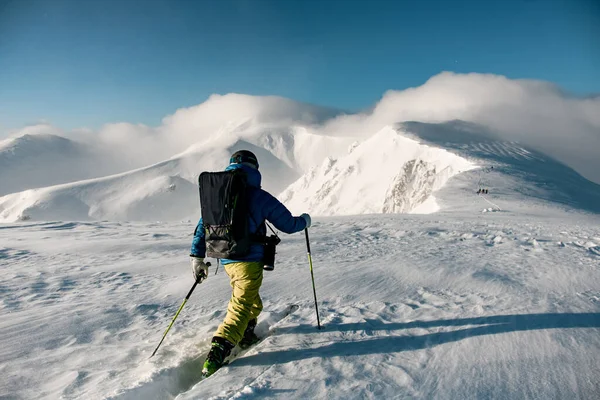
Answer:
232 312 600 367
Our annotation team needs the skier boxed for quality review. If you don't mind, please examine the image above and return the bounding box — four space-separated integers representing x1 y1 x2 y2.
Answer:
190 150 311 377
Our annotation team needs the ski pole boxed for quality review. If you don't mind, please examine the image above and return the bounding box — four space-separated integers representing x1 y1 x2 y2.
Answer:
150 262 210 358
304 228 321 330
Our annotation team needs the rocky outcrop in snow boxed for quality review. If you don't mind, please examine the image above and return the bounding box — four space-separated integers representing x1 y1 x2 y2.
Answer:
279 127 476 216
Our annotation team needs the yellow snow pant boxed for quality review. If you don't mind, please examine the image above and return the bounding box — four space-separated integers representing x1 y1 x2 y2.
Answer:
214 261 264 345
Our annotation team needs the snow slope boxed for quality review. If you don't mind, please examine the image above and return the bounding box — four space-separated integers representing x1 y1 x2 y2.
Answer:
0 133 113 196
1 207 599 399
2 120 600 399
2 72 600 222
401 121 600 214
0 123 355 222
2 72 600 400
4 119 600 222
0 137 301 222
279 126 476 215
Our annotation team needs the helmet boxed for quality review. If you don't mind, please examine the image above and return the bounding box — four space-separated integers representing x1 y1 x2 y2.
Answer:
230 150 259 169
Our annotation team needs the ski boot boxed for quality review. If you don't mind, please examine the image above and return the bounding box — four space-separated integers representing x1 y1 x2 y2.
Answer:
202 337 234 378
238 318 260 349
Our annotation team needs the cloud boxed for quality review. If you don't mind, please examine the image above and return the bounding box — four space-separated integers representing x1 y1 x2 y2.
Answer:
74 94 340 169
6 72 600 184
4 123 64 139
319 72 600 183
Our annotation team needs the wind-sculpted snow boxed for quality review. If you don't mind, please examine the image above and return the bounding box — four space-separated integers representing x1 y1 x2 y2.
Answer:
2 73 600 398
402 121 600 214
1 211 599 399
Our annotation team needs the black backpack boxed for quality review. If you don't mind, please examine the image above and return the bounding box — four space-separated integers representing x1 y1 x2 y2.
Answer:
198 169 254 259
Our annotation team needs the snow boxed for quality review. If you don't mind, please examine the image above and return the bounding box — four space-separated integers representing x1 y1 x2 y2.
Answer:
4 115 599 223
1 207 599 399
0 138 299 222
1 73 600 399
0 132 107 196
279 126 475 215
1 124 600 398
3 73 600 223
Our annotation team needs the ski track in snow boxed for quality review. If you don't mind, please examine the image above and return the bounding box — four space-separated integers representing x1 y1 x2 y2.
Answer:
1 210 599 399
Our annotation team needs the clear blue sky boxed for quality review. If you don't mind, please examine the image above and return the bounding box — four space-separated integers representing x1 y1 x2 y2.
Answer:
1 0 598 131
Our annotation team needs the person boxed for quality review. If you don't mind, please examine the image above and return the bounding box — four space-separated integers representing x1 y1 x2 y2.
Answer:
190 150 311 377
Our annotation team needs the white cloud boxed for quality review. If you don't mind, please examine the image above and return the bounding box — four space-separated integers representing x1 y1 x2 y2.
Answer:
318 72 600 183
4 123 64 139
6 72 600 184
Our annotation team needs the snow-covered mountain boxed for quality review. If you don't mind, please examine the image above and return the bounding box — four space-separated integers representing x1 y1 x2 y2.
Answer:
0 139 294 222
0 132 108 196
279 126 476 216
2 73 600 400
1 72 600 223
2 118 600 222
401 120 600 214
0 125 353 222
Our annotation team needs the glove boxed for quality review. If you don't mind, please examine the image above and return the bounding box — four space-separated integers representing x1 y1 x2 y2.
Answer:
300 213 311 228
190 256 210 282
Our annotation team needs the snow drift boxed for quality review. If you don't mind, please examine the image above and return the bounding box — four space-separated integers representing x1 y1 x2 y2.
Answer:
2 212 599 399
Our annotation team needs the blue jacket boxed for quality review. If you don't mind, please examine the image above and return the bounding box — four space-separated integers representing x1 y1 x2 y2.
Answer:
190 163 307 264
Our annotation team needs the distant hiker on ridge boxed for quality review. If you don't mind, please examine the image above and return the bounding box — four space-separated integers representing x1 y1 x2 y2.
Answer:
190 150 311 377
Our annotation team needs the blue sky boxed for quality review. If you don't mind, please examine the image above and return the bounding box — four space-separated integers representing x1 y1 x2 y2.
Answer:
0 0 598 131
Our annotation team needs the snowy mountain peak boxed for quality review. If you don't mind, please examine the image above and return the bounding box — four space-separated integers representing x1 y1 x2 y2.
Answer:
0 132 101 196
2 71 600 222
279 126 476 216
1 132 74 152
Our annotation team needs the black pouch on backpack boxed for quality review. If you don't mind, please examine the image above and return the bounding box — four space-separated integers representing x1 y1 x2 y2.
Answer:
198 170 252 259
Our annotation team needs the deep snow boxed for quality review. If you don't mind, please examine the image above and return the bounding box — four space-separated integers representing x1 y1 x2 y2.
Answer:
1 199 599 399
1 73 600 399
